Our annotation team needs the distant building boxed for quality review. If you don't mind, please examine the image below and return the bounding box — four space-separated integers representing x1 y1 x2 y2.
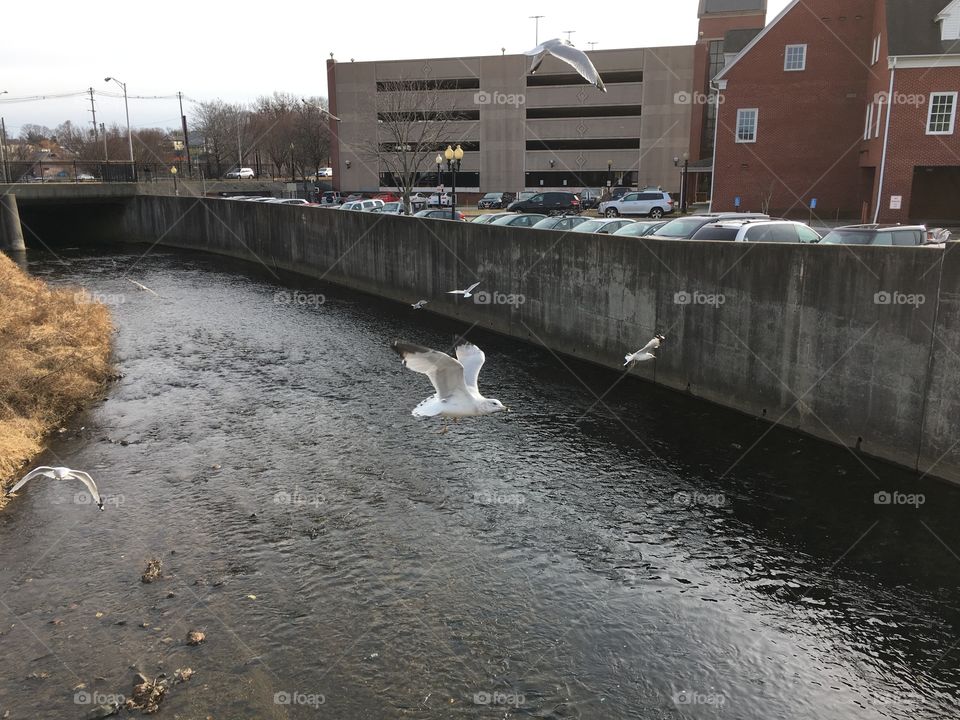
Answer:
712 0 960 222
327 1 767 196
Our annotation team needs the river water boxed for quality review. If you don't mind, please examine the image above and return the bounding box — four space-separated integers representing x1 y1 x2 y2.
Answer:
1 245 958 719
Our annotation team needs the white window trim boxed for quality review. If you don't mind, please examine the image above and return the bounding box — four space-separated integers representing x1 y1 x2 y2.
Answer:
864 103 873 140
784 44 807 71
736 108 758 143
927 91 958 135
871 35 881 65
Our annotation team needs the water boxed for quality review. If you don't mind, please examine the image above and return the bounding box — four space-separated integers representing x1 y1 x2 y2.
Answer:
1 245 959 719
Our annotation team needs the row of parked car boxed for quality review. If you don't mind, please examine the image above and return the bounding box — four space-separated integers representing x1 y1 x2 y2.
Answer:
476 187 676 218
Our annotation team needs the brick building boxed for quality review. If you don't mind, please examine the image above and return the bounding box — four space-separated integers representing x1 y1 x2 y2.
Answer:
711 0 960 223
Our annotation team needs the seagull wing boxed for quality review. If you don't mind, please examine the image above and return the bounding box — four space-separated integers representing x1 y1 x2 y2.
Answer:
67 471 103 510
545 42 606 91
637 336 661 355
446 289 465 295
392 342 466 398
455 343 486 392
464 281 482 294
6 467 58 495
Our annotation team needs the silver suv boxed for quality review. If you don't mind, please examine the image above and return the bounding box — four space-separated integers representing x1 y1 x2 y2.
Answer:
818 224 932 246
649 213 770 239
690 219 821 243
599 190 675 219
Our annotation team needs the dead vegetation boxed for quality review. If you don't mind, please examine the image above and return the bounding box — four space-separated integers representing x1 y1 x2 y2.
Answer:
0 253 113 506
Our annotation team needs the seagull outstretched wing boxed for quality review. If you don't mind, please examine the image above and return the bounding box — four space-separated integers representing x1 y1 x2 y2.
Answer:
392 342 466 399
6 467 56 495
455 343 486 392
525 38 606 91
69 470 104 510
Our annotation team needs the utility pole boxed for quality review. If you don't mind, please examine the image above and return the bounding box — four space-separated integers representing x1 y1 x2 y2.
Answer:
87 87 98 149
0 116 7 183
563 30 575 43
101 123 108 161
178 91 192 177
529 15 544 45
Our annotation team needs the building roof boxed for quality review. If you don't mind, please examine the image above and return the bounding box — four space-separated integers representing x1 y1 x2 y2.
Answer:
715 0 800 81
886 0 960 56
699 0 766 15
724 28 762 53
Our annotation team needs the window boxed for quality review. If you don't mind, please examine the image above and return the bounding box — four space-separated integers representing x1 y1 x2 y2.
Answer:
784 44 807 71
893 230 921 246
871 35 881 65
864 103 874 140
736 108 758 143
798 226 821 243
927 92 958 135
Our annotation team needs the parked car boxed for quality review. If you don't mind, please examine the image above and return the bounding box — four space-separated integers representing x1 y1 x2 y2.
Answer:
265 198 312 206
76 173 97 182
599 190 675 219
818 224 932 246
427 192 452 207
318 167 333 177
611 220 669 237
609 186 632 200
374 192 400 202
344 193 366 202
530 215 592 231
577 189 603 209
507 191 581 215
340 199 385 212
224 167 255 179
414 208 466 220
573 218 637 234
516 191 538 203
373 201 407 215
472 212 513 224
690 219 821 243
477 191 516 209
321 191 345 205
490 213 547 227
649 213 771 239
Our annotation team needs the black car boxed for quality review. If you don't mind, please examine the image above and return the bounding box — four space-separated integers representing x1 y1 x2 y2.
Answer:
477 191 516 209
507 191 581 215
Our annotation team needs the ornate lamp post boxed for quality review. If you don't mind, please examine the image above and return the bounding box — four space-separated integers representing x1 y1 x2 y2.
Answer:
443 144 463 220
104 76 135 179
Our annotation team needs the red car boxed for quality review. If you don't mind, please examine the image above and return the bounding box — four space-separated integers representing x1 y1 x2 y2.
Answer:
374 192 400 202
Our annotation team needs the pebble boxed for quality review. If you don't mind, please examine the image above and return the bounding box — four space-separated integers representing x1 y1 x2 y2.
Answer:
187 630 205 646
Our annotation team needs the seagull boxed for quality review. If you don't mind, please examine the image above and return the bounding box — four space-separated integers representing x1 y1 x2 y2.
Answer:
525 38 606 92
447 281 481 299
391 340 507 420
624 334 665 365
411 300 429 309
5 466 104 511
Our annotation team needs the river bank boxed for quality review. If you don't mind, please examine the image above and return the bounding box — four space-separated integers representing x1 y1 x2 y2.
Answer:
0 252 113 506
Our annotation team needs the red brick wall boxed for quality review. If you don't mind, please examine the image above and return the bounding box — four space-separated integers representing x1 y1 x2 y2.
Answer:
875 67 960 222
712 0 876 219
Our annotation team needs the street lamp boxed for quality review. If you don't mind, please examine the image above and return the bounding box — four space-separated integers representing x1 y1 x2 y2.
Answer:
442 144 463 220
0 92 8 184
606 159 612 188
673 152 689 213
104 77 135 178
301 98 341 122
435 153 443 203
170 165 178 196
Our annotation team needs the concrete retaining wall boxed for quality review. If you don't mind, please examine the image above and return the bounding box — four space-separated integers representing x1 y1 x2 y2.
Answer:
117 196 958 482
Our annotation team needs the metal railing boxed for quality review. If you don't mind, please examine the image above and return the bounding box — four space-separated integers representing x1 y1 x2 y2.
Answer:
0 159 311 184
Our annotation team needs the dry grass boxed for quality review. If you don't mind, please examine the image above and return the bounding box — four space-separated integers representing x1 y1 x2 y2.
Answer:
0 253 113 507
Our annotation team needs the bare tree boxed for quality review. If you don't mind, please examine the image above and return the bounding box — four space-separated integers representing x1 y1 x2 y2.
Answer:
294 96 331 181
362 80 461 213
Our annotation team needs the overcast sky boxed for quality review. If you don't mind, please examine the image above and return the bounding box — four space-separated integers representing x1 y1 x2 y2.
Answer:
0 0 791 136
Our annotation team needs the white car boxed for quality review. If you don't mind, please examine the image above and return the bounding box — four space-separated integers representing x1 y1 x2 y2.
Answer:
599 190 675 218
340 199 384 212
224 167 255 179
427 192 451 207
264 198 312 206
690 219 821 243
318 167 333 177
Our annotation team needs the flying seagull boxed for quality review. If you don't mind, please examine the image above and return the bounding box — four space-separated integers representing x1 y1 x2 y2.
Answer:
525 38 606 92
447 282 481 299
6 466 104 511
411 300 429 309
391 340 507 419
624 334 665 365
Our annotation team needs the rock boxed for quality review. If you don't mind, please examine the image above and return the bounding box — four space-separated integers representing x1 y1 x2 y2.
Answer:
186 630 205 646
26 670 50 679
174 667 194 682
166 592 176 599
211 464 221 471
85 703 119 719
141 559 163 583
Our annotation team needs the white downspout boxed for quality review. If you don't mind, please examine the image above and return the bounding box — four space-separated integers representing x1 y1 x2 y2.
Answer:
708 79 723 213
873 57 896 223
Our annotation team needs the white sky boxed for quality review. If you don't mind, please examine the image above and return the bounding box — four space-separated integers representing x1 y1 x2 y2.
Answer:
0 0 791 136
